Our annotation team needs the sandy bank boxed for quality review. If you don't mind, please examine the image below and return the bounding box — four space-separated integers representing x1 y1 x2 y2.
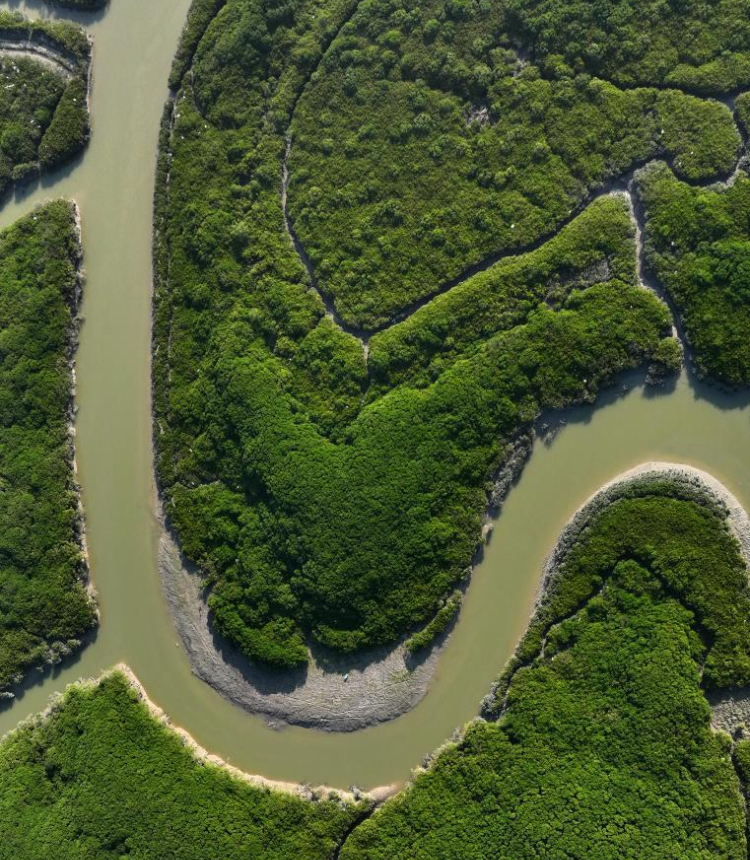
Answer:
0 664 397 804
538 462 750 605
158 520 448 732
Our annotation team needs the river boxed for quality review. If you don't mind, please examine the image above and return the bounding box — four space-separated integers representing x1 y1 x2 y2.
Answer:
0 0 749 792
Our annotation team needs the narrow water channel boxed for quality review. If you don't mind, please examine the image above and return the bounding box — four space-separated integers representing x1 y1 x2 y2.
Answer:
0 0 749 792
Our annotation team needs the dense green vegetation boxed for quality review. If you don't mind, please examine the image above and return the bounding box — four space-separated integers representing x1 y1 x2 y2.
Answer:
0 673 362 859
367 194 640 393
288 5 739 327
2 485 749 858
0 201 96 693
638 164 750 385
342 487 750 858
404 590 461 654
155 0 689 668
0 14 91 193
506 0 750 92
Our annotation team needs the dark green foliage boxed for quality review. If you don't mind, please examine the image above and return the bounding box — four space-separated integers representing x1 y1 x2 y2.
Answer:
735 92 750 139
169 0 228 90
638 164 750 385
342 493 750 858
0 16 90 192
0 201 96 691
0 673 361 860
154 0 680 668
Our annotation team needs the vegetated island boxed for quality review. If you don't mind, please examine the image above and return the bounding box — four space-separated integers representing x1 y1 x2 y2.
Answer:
0 200 96 698
153 0 750 725
4 466 750 858
0 13 92 192
340 465 750 858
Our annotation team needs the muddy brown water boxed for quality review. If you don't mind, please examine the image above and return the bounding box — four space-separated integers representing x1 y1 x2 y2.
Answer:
0 0 750 791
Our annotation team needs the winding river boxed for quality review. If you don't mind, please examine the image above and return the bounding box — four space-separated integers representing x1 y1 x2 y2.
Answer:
0 0 750 792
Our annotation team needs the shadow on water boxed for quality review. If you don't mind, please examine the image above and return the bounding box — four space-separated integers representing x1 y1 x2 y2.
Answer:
0 151 85 209
538 363 750 450
205 611 310 696
0 625 99 716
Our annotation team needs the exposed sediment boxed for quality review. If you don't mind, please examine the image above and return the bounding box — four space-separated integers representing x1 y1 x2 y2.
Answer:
0 41 75 78
0 664 396 804
158 518 448 732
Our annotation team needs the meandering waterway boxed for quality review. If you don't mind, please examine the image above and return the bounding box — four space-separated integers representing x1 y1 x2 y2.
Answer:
0 0 750 792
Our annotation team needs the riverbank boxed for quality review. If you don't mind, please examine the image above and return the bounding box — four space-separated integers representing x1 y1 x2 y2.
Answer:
158 517 450 731
0 663 397 804
67 201 96 611
482 461 750 719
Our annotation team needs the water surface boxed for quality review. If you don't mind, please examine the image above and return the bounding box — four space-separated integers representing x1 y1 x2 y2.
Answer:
0 0 749 791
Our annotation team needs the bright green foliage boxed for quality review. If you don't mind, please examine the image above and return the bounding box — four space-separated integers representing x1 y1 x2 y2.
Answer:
732 739 750 786
404 590 461 654
342 492 750 859
154 0 681 668
0 673 362 860
506 0 750 92
1 491 750 857
367 194 637 393
638 164 750 385
288 1 739 327
656 91 740 182
0 201 96 692
0 15 91 192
